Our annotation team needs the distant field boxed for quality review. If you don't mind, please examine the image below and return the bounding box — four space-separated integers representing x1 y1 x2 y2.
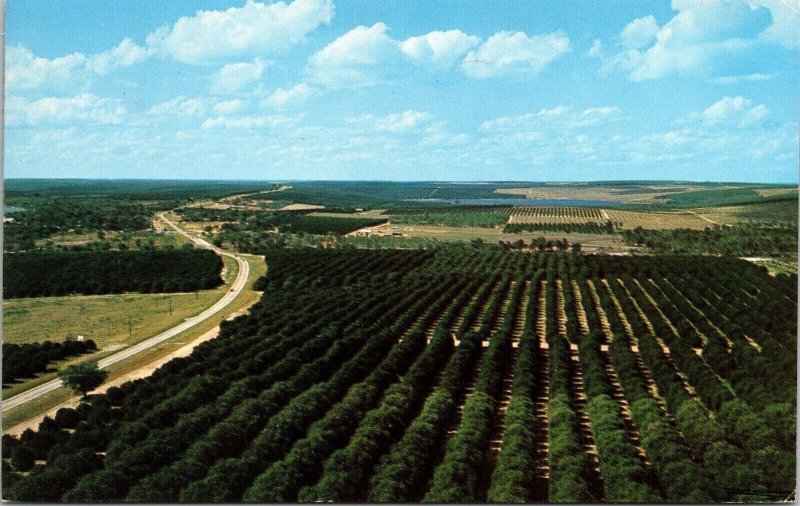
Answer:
509 206 608 225
495 183 796 208
495 184 699 203
374 223 504 242
696 199 799 225
605 209 713 230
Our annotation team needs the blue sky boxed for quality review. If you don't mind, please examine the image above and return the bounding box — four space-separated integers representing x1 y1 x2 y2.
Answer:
5 0 799 182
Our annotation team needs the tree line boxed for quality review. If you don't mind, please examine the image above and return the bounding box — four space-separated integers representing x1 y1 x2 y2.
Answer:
4 249 223 298
3 340 97 386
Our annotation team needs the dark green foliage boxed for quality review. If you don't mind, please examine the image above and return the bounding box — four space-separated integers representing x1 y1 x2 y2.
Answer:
219 211 387 235
4 248 794 503
3 197 153 252
4 249 223 298
504 221 615 234
390 207 510 228
58 362 108 397
11 445 35 472
623 224 797 257
3 339 97 384
487 277 541 503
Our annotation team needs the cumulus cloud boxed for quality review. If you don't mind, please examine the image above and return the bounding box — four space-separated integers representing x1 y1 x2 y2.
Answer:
461 31 570 78
308 24 569 86
264 83 320 108
6 46 86 90
148 96 206 117
400 30 480 67
620 15 658 49
751 0 800 48
149 0 334 65
691 95 769 127
210 58 267 94
600 0 798 81
307 23 403 87
86 38 155 75
7 94 126 125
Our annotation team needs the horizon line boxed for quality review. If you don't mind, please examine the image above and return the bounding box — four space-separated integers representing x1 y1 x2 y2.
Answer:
4 177 798 186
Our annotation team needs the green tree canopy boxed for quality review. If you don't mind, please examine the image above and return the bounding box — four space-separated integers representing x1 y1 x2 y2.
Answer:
58 362 107 397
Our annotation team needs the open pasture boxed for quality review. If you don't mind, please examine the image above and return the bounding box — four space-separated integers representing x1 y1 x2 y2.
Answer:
4 248 795 503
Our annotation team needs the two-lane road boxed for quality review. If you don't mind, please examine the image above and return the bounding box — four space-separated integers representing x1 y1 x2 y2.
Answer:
2 214 249 412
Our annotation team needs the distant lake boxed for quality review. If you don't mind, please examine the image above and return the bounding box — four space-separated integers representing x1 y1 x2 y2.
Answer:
4 206 26 213
406 198 623 207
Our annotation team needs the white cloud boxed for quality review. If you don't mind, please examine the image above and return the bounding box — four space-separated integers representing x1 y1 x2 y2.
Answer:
264 83 320 108
620 15 658 49
621 96 790 166
213 99 246 115
377 110 434 132
750 0 800 48
461 31 570 78
346 110 434 133
711 72 779 84
7 94 126 125
6 46 86 90
400 30 480 67
150 0 334 65
86 38 154 75
210 58 267 94
694 95 769 127
603 0 798 81
307 23 403 87
588 39 602 57
202 114 299 129
148 96 206 117
480 105 621 131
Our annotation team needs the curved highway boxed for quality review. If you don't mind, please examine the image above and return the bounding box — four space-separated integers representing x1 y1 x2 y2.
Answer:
2 213 249 412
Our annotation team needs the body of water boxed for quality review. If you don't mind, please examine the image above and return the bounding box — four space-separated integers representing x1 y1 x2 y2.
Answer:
406 198 622 207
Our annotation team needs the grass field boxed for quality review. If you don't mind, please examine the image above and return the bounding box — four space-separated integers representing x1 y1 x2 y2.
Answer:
2 254 237 397
3 253 267 430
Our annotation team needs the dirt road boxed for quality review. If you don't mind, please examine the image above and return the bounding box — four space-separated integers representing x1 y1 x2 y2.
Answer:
2 214 249 413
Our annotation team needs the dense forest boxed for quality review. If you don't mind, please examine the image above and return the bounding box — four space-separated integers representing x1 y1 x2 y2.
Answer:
623 224 798 257
3 249 223 298
3 340 97 386
3 247 794 502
